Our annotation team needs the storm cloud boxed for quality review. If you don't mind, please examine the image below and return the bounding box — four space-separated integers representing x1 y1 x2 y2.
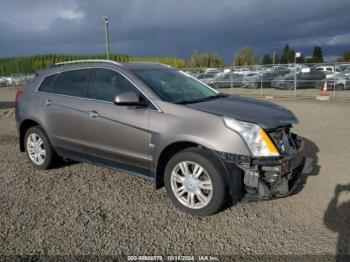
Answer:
1 0 350 62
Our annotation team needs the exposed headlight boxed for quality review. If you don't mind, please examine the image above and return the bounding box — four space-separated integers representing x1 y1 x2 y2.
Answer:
223 117 279 157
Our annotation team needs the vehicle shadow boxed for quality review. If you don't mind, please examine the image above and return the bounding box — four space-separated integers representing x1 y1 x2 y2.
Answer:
324 184 350 261
0 101 15 109
52 158 79 169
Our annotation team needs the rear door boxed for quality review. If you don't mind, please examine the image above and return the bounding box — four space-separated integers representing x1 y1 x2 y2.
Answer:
84 68 152 175
38 69 91 156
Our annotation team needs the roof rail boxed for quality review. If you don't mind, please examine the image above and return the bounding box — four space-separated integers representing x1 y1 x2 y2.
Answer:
53 59 123 67
126 61 172 68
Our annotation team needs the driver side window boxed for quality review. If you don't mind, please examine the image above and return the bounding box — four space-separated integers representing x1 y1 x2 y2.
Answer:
92 69 140 102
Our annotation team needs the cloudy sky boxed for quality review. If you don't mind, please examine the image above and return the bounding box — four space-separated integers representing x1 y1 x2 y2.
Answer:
1 0 350 63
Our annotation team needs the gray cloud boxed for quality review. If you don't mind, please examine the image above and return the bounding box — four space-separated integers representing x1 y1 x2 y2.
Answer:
1 0 350 62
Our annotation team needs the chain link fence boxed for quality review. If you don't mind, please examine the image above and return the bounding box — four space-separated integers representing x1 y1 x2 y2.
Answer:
2 63 350 99
183 62 350 99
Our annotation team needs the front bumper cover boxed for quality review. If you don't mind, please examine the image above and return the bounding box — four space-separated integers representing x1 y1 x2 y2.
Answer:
219 138 305 201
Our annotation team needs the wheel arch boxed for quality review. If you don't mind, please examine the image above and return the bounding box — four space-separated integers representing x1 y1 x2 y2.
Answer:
155 141 200 189
19 119 48 152
154 141 244 201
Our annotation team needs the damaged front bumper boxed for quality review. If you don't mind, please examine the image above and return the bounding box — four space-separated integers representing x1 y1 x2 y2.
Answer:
220 135 306 201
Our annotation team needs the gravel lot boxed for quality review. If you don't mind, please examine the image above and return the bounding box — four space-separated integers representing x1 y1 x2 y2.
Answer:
0 88 349 257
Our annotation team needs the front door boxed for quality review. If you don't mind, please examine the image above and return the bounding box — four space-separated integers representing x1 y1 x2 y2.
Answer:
84 68 152 176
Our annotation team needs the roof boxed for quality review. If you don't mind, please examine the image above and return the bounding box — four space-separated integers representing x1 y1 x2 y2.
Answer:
52 60 171 70
36 60 173 78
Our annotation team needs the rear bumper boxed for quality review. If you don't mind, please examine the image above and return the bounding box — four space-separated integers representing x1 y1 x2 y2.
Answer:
220 138 305 201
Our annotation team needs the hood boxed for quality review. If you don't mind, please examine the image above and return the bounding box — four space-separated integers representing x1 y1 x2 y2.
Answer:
186 95 298 129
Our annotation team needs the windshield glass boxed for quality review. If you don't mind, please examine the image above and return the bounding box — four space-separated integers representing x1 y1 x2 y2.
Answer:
132 69 217 103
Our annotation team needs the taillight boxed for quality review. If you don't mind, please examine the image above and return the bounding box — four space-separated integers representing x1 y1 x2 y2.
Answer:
15 90 23 103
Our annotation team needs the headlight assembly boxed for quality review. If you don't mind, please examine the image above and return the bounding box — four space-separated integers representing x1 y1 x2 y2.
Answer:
223 117 279 157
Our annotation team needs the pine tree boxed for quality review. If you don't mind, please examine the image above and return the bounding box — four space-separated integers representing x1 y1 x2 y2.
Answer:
312 46 323 63
262 54 273 65
280 44 295 64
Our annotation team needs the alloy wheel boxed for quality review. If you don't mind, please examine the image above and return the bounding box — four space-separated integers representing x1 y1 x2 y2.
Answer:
26 133 46 165
170 161 213 209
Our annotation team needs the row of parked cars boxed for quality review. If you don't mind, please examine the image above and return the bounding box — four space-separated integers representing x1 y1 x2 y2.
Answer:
188 65 350 91
0 75 35 87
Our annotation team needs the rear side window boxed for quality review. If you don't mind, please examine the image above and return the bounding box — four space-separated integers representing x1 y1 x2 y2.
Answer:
93 69 140 102
52 69 90 98
38 74 56 92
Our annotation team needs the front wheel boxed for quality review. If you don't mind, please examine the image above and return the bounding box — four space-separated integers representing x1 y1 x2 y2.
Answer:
164 148 227 216
286 81 294 90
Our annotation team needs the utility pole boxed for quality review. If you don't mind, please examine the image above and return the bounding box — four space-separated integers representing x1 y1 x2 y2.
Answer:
103 16 111 59
272 51 276 66
294 52 301 97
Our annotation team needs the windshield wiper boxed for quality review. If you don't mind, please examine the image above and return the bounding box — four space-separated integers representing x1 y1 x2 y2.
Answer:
175 94 227 105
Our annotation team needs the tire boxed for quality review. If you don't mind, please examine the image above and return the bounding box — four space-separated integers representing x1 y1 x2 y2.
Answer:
335 83 345 90
286 81 294 90
164 147 227 216
24 126 60 170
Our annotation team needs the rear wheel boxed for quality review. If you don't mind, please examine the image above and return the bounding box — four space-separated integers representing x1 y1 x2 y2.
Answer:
24 126 60 169
164 148 227 216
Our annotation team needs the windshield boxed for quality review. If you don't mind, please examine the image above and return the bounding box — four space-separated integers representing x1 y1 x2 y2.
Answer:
132 69 218 103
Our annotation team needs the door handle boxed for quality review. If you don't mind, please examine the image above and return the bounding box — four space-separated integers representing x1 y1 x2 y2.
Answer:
88 110 99 118
44 100 52 106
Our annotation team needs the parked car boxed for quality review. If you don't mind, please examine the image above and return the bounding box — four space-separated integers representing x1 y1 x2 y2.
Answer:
272 70 326 89
323 71 338 79
315 66 341 73
208 72 244 88
271 66 288 72
242 70 290 89
317 73 350 90
343 68 350 76
16 60 305 216
196 72 217 84
0 77 7 87
204 68 220 74
233 67 250 75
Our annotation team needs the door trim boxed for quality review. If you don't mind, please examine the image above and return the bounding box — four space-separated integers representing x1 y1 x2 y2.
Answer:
55 146 155 182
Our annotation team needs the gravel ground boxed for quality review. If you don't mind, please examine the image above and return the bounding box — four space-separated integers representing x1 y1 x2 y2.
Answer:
0 88 349 257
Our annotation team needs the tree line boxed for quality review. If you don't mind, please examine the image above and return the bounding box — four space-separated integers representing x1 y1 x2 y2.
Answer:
237 45 350 66
1 46 350 76
261 45 324 65
0 54 186 76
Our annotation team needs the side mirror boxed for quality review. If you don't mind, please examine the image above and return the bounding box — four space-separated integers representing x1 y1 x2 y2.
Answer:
114 92 148 107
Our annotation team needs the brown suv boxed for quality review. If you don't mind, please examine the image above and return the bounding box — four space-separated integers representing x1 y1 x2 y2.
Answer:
16 60 305 216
